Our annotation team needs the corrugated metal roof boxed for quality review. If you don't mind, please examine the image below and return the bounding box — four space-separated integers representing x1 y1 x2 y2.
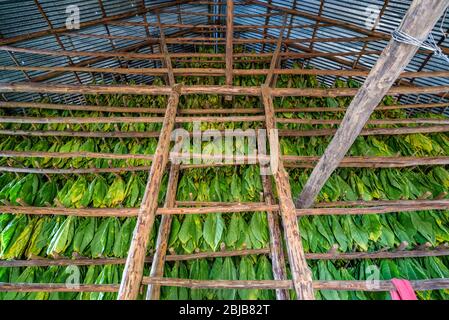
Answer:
0 0 448 114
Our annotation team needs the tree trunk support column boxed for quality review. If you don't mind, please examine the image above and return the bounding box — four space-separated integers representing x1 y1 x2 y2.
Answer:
296 0 449 209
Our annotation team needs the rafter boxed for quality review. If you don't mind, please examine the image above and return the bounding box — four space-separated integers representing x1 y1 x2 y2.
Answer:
0 0 193 46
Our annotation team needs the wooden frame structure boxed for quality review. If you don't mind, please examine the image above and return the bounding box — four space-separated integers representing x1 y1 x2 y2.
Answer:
1 0 449 300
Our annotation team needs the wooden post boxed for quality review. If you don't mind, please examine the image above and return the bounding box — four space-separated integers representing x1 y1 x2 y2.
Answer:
225 0 234 101
295 0 449 209
117 89 180 300
146 164 180 300
261 86 315 300
261 175 290 300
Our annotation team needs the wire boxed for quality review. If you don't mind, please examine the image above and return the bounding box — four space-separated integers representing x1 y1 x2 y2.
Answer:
391 29 449 64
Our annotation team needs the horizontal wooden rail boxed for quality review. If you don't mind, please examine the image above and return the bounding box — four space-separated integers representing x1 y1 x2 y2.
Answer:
1 278 448 293
0 199 448 217
142 277 449 292
0 283 119 293
1 247 448 268
3 151 449 171
2 101 448 115
1 82 449 97
1 115 449 126
1 125 448 139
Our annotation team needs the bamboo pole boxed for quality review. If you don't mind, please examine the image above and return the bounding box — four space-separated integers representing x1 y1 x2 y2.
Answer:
261 86 314 300
146 164 180 300
117 90 180 300
296 0 449 209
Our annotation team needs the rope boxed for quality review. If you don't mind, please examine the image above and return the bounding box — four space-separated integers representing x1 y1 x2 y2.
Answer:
392 28 449 64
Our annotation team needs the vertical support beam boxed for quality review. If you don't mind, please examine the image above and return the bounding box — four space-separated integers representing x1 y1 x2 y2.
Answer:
156 12 175 86
146 163 180 300
265 14 287 88
295 0 449 209
118 89 180 300
260 174 290 300
225 0 234 101
261 86 315 300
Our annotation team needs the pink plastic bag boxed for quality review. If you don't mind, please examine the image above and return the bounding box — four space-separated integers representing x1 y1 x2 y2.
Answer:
390 278 418 300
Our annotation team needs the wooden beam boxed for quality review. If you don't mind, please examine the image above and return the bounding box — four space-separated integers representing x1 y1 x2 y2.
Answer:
4 65 449 79
156 12 175 86
225 0 234 101
146 164 180 300
2 198 449 218
3 246 449 268
261 174 289 300
261 86 314 300
142 277 449 292
0 0 194 46
296 0 449 209
117 89 180 300
265 14 287 87
2 82 449 97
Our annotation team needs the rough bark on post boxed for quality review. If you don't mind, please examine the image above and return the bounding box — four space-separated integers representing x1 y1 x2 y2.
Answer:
117 89 180 300
295 0 449 209
146 164 180 300
261 174 290 300
225 0 234 101
261 85 315 300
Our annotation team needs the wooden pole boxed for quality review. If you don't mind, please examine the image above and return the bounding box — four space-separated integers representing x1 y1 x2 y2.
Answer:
2 247 449 268
156 12 175 86
146 164 180 300
2 82 449 97
225 0 234 101
261 174 290 300
117 90 180 300
265 14 287 87
296 0 449 209
261 86 315 300
142 277 449 292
